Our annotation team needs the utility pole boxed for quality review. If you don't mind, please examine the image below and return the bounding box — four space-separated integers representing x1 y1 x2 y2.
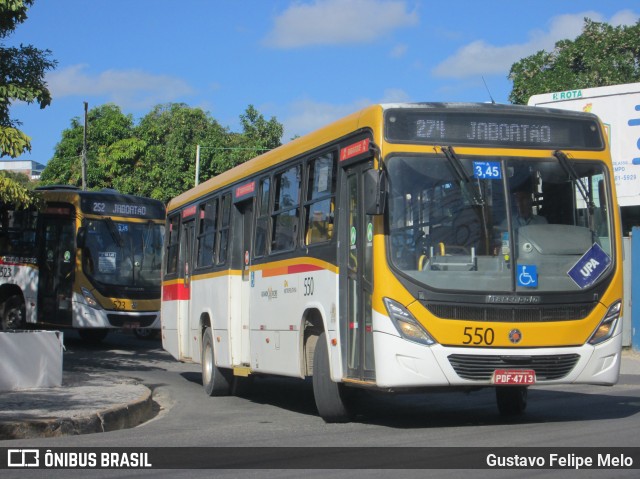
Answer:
82 101 88 190
195 144 201 186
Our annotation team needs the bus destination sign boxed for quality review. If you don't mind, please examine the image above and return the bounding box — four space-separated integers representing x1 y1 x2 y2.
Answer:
81 195 165 219
384 109 604 150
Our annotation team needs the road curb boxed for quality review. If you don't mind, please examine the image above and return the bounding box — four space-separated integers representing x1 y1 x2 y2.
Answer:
0 386 154 440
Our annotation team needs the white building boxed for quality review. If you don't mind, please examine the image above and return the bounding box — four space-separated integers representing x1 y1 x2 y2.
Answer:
0 159 46 180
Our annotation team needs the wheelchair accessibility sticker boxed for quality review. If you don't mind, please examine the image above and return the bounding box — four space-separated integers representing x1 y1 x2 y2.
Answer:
567 243 611 289
517 265 538 288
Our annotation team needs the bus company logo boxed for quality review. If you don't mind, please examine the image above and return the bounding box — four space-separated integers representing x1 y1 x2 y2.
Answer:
487 295 541 304
508 329 523 344
261 287 278 300
8 449 39 467
283 280 297 294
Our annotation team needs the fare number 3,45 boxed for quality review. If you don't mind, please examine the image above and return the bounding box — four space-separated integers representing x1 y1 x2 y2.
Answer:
462 326 494 345
303 277 314 296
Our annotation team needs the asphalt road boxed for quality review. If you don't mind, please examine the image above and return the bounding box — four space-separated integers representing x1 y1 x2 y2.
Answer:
2 331 640 479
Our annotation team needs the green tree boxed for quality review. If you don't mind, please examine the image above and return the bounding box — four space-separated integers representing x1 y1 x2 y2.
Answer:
199 105 283 182
135 103 228 202
40 104 136 187
0 170 34 207
0 0 56 206
41 102 284 203
509 19 640 104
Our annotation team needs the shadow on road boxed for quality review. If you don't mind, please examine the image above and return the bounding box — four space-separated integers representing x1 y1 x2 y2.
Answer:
180 369 640 428
62 329 169 374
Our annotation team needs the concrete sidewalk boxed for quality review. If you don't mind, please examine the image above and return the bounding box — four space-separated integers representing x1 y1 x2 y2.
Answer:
0 372 154 440
1 349 639 441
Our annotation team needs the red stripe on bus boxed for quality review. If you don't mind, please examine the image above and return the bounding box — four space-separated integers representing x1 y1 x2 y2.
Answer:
162 282 191 301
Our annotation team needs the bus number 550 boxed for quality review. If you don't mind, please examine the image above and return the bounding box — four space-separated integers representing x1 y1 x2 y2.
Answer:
462 326 494 345
303 277 314 296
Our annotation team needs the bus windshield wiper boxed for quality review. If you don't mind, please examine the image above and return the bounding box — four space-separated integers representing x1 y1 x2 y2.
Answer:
439 146 484 206
554 150 595 211
439 146 491 254
104 217 124 248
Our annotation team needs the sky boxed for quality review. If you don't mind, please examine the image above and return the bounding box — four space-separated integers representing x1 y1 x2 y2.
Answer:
6 0 640 165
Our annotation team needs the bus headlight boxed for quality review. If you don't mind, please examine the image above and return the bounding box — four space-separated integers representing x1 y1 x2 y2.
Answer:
81 287 102 310
383 297 436 346
588 300 621 345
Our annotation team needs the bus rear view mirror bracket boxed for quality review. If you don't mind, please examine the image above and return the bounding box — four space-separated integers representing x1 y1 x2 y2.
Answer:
76 226 86 248
365 168 387 216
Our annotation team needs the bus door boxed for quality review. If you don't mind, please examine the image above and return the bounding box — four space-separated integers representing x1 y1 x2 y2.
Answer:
341 161 375 381
178 218 195 360
38 210 76 326
236 199 253 366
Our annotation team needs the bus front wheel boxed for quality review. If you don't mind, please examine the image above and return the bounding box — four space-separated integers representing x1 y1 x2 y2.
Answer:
1 295 26 330
496 386 528 416
312 332 353 423
202 327 231 396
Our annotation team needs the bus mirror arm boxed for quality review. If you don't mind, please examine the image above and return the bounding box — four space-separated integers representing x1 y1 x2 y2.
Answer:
364 168 387 216
77 227 86 248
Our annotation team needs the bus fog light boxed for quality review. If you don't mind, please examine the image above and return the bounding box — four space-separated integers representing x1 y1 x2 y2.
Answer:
81 287 102 310
589 300 621 345
383 297 436 346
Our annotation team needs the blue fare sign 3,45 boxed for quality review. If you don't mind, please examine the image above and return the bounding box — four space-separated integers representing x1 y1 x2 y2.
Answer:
473 161 502 179
568 243 612 289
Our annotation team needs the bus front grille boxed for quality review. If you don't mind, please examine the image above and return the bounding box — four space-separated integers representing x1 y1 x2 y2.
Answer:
447 353 580 381
427 303 595 322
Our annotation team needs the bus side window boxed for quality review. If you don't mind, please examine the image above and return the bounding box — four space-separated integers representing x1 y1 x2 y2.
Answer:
196 197 217 268
217 193 231 265
254 177 270 258
305 153 336 245
165 214 180 275
272 164 301 252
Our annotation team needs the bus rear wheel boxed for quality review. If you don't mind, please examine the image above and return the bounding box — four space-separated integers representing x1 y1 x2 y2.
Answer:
496 386 528 416
312 332 353 423
1 295 26 330
202 327 231 396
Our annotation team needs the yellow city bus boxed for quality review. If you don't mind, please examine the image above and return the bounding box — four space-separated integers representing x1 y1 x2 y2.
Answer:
161 103 623 422
0 186 165 342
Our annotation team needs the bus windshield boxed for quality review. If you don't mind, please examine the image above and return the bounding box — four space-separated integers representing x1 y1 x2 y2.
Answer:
82 219 164 290
386 152 613 293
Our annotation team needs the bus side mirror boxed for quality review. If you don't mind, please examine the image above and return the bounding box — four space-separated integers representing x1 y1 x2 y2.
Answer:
77 227 86 248
364 169 386 216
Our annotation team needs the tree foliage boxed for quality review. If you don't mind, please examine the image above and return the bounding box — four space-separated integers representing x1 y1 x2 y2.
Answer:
0 0 56 207
0 0 56 155
40 103 284 204
40 104 137 188
0 170 38 208
509 19 640 104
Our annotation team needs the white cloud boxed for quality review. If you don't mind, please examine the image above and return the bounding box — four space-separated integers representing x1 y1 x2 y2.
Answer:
47 64 195 110
609 9 639 26
380 88 411 103
264 0 418 48
432 10 639 79
281 90 410 140
389 43 408 58
282 98 368 140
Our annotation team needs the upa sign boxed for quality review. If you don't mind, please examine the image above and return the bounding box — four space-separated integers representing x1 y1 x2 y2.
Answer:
529 82 640 208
